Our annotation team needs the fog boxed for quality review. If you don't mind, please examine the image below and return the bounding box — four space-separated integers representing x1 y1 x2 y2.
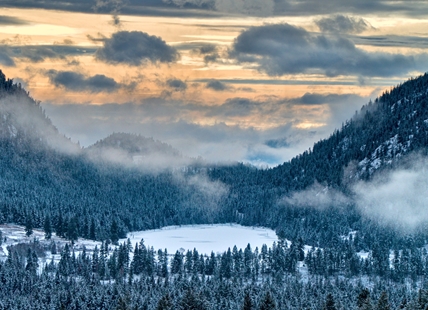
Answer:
353 157 428 231
283 182 351 209
283 156 428 231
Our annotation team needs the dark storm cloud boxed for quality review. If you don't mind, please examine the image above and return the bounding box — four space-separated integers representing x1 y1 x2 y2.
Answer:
231 23 428 78
0 15 29 25
316 15 370 34
0 44 96 65
95 31 180 66
47 70 120 93
167 78 187 91
206 80 229 91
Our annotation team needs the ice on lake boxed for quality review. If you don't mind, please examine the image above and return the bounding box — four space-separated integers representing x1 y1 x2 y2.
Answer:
122 224 278 255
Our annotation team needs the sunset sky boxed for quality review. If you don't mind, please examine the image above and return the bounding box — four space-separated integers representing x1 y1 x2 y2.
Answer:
1 0 428 166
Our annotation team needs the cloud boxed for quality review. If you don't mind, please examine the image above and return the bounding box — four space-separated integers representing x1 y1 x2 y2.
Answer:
0 47 16 66
206 97 268 117
0 44 96 65
289 93 363 105
41 98 336 166
95 31 180 66
206 80 230 91
47 70 121 93
167 78 187 91
2 0 428 18
282 182 351 209
352 35 428 49
353 157 428 231
94 0 126 28
0 15 28 25
191 43 220 63
162 0 215 9
315 15 370 34
231 23 428 78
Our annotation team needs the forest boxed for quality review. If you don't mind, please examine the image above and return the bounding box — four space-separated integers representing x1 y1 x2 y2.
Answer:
2 69 428 308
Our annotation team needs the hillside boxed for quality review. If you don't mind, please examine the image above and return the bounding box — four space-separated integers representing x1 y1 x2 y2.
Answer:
1 70 428 248
3 70 428 309
85 132 189 169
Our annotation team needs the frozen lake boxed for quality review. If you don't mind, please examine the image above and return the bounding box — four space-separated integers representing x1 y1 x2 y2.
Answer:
122 224 278 255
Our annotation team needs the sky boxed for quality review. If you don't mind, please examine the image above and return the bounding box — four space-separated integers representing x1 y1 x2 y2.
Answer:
1 0 428 166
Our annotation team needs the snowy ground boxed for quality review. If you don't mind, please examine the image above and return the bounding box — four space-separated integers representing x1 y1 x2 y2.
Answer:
0 224 102 265
122 224 278 255
0 223 278 263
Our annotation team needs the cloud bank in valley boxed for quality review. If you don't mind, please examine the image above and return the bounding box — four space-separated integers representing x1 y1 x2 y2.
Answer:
353 158 428 230
282 156 428 231
41 90 366 166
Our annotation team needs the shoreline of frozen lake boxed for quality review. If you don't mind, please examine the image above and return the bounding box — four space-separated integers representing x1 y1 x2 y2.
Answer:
121 224 278 255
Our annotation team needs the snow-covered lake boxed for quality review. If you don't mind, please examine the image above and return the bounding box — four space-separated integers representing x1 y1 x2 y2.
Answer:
122 224 278 255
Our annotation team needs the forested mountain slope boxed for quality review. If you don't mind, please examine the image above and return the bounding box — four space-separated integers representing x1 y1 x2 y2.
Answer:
1 69 428 249
267 73 428 189
3 70 428 309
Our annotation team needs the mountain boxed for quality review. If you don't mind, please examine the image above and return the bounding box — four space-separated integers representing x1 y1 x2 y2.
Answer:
266 73 428 189
0 71 78 154
1 69 428 248
3 71 428 309
85 132 190 169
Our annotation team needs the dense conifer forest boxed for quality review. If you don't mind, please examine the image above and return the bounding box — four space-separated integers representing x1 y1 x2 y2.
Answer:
2 69 428 308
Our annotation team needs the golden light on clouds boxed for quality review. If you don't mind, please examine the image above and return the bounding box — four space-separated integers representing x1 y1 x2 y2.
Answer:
1 1 427 164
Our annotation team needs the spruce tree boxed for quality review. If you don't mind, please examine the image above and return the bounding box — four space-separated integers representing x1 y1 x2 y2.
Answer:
376 291 390 310
44 215 52 239
157 293 173 310
25 216 33 237
323 293 337 310
357 288 373 310
259 291 275 310
242 291 253 310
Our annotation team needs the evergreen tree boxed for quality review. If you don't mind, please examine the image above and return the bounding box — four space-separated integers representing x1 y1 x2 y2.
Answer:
157 293 173 310
25 216 33 237
242 291 253 310
110 219 119 244
323 293 337 310
259 291 276 310
44 215 52 239
376 291 390 310
179 289 207 310
357 288 373 310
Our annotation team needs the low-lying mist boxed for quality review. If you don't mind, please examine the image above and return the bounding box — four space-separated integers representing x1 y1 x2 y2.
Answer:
282 156 428 232
353 157 428 231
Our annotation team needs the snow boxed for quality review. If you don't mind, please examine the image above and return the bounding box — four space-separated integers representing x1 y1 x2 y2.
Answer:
0 224 103 266
122 224 278 255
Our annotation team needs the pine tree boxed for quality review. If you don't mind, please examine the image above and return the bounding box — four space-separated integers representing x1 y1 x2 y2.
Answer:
25 216 33 237
323 293 337 310
90 218 96 240
242 291 253 310
157 293 173 310
259 291 275 310
110 219 119 244
376 291 390 310
357 288 373 310
44 215 52 239
179 289 207 310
